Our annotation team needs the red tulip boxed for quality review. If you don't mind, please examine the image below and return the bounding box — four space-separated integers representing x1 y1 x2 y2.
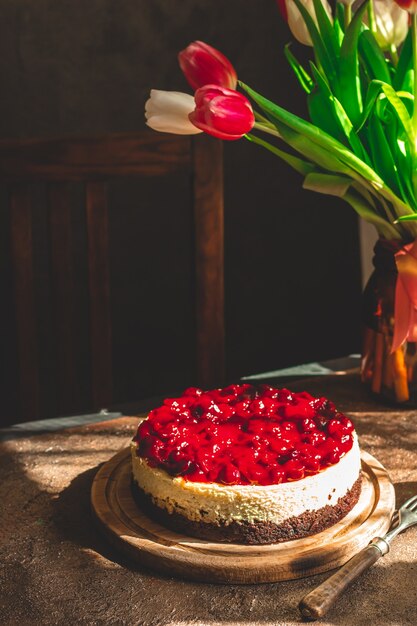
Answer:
277 0 288 19
393 0 417 12
189 85 255 140
178 41 238 91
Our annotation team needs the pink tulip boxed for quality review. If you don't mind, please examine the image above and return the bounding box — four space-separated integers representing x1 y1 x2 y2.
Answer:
392 240 417 351
189 85 255 140
393 0 417 13
178 41 238 91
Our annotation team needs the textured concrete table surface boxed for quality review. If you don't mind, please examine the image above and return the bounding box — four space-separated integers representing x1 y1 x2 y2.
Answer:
1 373 416 626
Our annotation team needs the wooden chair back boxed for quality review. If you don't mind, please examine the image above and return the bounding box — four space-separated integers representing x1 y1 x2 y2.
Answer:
0 132 224 423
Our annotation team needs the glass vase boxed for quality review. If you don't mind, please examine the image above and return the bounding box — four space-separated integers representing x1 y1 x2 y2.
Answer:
361 239 417 406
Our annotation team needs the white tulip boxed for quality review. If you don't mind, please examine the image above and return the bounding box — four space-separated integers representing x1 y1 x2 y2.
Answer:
372 0 408 49
145 90 202 135
285 0 333 47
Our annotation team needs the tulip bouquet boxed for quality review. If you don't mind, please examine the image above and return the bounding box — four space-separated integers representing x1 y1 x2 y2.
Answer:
145 0 417 403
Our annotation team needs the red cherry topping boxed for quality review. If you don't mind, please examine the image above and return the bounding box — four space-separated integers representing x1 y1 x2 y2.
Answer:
133 385 355 485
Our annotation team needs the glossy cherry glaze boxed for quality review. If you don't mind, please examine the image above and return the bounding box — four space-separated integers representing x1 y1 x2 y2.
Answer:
133 384 355 486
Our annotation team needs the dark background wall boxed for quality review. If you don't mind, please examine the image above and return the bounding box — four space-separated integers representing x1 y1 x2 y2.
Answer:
0 0 362 422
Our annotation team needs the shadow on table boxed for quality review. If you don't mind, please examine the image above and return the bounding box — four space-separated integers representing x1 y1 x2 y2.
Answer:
53 463 142 570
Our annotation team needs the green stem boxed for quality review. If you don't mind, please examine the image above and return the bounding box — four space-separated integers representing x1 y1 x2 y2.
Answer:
367 0 376 34
390 44 399 67
254 111 274 125
344 4 352 29
253 121 282 139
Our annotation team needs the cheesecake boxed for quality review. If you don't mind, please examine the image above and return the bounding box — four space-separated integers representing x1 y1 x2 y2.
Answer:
131 384 362 544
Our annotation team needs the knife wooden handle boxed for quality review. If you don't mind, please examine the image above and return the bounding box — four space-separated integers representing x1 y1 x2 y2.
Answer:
299 543 384 620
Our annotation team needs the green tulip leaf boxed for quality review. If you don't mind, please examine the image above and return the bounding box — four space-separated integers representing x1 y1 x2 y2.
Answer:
367 113 402 197
378 83 414 148
303 172 352 196
274 119 354 173
396 214 417 222
308 63 370 161
343 189 401 238
397 91 414 118
352 181 377 210
241 82 384 187
394 29 413 92
273 118 391 211
245 133 315 176
359 30 391 85
357 80 385 131
303 173 401 238
278 118 414 231
357 81 414 154
394 144 417 210
337 0 369 125
334 6 345 44
292 0 336 80
335 3 345 32
284 45 313 94
240 82 416 224
311 0 340 59
308 64 347 143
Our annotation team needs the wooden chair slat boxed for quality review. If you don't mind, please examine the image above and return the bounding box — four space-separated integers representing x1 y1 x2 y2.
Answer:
86 181 112 408
49 182 81 413
0 133 191 182
3 132 225 423
193 136 225 389
10 185 40 418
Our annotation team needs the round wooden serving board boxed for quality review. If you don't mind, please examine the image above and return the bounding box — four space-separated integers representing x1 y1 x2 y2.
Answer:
91 448 395 584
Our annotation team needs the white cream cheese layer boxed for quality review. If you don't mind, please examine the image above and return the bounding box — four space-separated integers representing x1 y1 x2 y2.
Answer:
130 434 361 526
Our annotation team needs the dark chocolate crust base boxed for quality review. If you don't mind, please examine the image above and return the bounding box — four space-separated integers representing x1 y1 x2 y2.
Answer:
131 473 362 545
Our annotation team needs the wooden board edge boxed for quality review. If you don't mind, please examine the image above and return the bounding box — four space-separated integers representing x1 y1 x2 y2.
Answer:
91 448 396 584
